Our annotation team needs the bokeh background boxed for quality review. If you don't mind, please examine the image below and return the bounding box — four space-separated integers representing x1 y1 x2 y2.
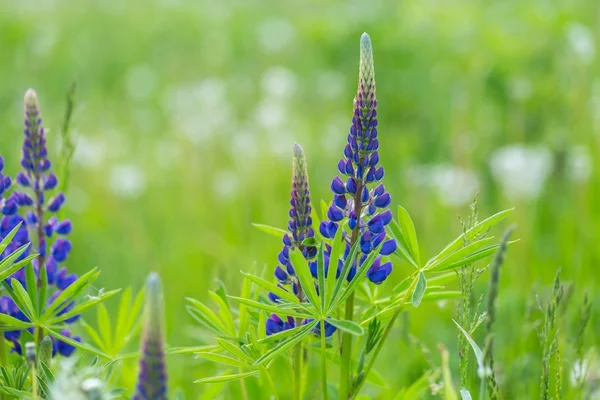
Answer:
1 0 598 398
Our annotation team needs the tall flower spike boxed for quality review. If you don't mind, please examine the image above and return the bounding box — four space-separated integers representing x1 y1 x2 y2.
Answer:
319 33 397 285
271 144 316 292
0 89 80 358
267 145 337 337
134 273 168 400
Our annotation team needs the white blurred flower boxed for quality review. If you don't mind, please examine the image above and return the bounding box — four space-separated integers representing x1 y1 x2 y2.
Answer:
212 170 238 198
566 23 596 64
261 66 297 99
571 358 589 387
406 163 480 206
567 145 592 183
125 64 158 100
73 136 107 168
109 164 147 198
490 145 554 200
257 18 295 53
162 78 233 144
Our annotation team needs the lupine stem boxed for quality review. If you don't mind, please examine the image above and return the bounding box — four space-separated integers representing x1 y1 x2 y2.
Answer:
339 181 364 400
320 319 329 400
352 274 419 398
293 340 303 400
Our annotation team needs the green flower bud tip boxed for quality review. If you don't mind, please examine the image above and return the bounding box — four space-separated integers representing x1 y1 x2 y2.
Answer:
39 335 53 366
358 32 376 106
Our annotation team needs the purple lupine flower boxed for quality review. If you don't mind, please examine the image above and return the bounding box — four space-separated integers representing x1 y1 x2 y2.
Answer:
266 145 338 338
318 33 396 285
273 144 315 286
134 273 168 400
266 313 296 336
0 90 80 358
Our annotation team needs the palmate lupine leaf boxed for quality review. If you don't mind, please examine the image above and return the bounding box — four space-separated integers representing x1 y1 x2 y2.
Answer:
411 271 427 308
133 273 168 400
425 209 513 268
251 224 288 238
396 205 420 265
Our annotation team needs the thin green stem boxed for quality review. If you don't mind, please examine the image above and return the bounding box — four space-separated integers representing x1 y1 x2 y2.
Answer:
320 319 329 400
239 367 248 400
31 363 39 400
339 180 364 399
338 294 355 399
0 338 6 400
352 274 419 398
0 338 6 366
293 341 303 400
263 369 280 400
479 376 487 400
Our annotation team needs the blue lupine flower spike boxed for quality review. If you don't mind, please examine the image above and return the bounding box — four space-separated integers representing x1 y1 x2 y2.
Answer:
0 89 80 358
318 33 397 285
134 273 168 400
271 144 316 293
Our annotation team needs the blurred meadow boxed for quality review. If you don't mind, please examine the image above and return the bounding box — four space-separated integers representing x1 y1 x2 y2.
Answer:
1 0 599 397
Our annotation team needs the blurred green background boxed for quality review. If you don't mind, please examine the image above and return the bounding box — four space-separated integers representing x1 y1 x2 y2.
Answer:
1 0 598 398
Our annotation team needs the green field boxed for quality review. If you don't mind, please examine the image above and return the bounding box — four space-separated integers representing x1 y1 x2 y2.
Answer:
0 1 598 398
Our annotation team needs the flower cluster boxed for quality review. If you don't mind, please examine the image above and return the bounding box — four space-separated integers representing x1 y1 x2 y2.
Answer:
271 143 317 298
318 33 396 285
0 156 30 264
134 273 168 400
266 145 337 338
0 89 80 357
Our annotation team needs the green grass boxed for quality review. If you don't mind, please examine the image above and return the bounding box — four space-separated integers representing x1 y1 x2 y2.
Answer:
1 0 598 398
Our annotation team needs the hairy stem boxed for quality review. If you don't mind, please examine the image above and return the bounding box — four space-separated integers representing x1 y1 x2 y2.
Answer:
321 319 329 400
339 180 364 399
293 340 303 400
352 274 419 398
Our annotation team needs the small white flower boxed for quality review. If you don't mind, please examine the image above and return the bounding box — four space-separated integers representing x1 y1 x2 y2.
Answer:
490 145 554 200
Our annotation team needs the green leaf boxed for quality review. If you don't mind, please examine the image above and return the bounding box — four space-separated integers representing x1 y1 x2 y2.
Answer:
331 246 380 311
329 241 360 311
43 268 100 319
431 241 519 272
388 221 419 269
216 338 253 362
0 312 34 329
186 298 229 335
196 352 250 368
238 274 252 336
227 296 312 319
411 272 427 308
328 318 364 336
289 250 320 312
317 243 326 311
453 320 485 376
397 206 420 265
46 289 121 325
97 303 113 350
194 371 258 384
251 224 287 238
302 237 318 247
427 209 513 266
0 223 24 253
253 321 317 366
25 263 37 314
425 237 494 270
45 327 110 359
241 272 299 304
324 222 344 308
209 291 236 336
81 320 108 354
0 251 35 282
10 278 36 320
